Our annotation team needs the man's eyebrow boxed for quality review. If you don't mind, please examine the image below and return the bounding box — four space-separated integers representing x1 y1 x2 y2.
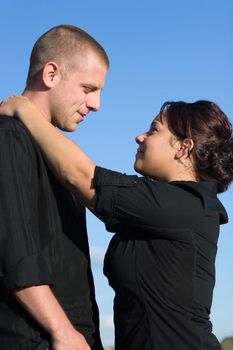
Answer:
81 83 104 91
81 83 97 89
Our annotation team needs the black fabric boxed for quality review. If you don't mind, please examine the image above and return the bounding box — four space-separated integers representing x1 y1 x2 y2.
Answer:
94 166 228 350
0 117 103 350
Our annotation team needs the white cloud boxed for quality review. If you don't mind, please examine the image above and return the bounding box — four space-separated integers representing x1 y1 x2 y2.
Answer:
90 246 106 267
101 313 114 329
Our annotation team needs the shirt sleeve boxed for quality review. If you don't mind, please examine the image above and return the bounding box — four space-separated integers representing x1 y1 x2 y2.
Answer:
93 166 163 232
0 118 53 298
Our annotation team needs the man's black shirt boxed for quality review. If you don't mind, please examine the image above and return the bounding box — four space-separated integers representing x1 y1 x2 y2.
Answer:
0 117 103 350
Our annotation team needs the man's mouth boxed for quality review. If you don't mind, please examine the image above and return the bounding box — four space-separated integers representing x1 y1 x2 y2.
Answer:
76 111 86 121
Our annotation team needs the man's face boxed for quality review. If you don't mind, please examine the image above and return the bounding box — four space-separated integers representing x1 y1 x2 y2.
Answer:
49 52 108 132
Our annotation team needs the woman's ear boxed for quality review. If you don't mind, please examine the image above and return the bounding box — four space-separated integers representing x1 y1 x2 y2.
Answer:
42 61 60 88
175 138 194 159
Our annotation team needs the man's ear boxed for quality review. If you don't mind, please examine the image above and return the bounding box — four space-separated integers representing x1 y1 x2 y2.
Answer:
175 138 194 159
42 62 60 88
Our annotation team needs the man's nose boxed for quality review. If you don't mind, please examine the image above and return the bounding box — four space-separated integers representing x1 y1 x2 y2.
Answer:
87 92 100 112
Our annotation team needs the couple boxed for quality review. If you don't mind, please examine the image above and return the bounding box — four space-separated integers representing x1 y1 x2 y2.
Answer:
0 24 233 350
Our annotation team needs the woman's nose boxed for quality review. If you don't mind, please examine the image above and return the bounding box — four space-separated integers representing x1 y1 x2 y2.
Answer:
135 133 146 144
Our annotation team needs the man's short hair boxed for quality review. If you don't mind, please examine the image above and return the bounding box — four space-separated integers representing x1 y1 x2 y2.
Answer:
26 24 109 86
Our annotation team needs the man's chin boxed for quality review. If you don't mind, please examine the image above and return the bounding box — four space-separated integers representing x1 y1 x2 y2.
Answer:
60 124 78 132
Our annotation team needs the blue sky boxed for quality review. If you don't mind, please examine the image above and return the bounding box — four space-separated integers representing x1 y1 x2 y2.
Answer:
1 0 233 346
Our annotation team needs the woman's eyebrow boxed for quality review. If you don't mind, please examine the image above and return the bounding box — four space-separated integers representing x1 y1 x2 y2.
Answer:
150 120 160 128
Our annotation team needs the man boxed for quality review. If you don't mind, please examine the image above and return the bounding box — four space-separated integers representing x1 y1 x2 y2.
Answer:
0 24 109 349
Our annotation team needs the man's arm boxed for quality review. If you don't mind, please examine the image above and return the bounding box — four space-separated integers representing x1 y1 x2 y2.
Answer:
0 119 90 350
12 285 90 350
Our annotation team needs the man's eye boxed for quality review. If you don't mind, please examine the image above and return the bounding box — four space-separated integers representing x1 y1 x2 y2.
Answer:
83 87 93 93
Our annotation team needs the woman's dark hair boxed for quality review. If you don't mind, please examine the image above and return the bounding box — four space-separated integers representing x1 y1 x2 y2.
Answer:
160 100 233 193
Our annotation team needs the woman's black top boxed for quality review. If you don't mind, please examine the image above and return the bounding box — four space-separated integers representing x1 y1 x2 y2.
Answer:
93 166 228 350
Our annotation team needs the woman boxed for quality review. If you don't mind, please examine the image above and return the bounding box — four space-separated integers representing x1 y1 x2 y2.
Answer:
1 97 233 350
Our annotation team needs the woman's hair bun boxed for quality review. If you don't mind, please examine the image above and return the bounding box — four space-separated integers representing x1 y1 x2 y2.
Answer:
161 100 233 192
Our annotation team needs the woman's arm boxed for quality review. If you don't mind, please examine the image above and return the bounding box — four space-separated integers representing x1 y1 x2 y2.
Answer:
0 96 96 210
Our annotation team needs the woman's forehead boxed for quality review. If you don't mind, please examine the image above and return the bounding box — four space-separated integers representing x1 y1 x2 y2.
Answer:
152 111 166 124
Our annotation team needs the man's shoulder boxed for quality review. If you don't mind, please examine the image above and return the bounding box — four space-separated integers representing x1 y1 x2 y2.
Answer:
0 115 37 148
0 115 43 163
0 115 28 134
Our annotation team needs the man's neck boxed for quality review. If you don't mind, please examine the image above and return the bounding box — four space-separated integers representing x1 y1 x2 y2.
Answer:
22 89 52 123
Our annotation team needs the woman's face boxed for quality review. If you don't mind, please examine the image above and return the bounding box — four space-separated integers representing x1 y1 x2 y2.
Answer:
134 114 181 181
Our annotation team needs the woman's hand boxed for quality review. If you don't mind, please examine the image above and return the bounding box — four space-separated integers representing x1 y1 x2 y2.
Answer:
0 95 38 118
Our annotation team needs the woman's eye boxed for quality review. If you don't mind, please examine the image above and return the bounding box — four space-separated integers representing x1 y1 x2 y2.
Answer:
146 128 156 136
150 127 158 134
